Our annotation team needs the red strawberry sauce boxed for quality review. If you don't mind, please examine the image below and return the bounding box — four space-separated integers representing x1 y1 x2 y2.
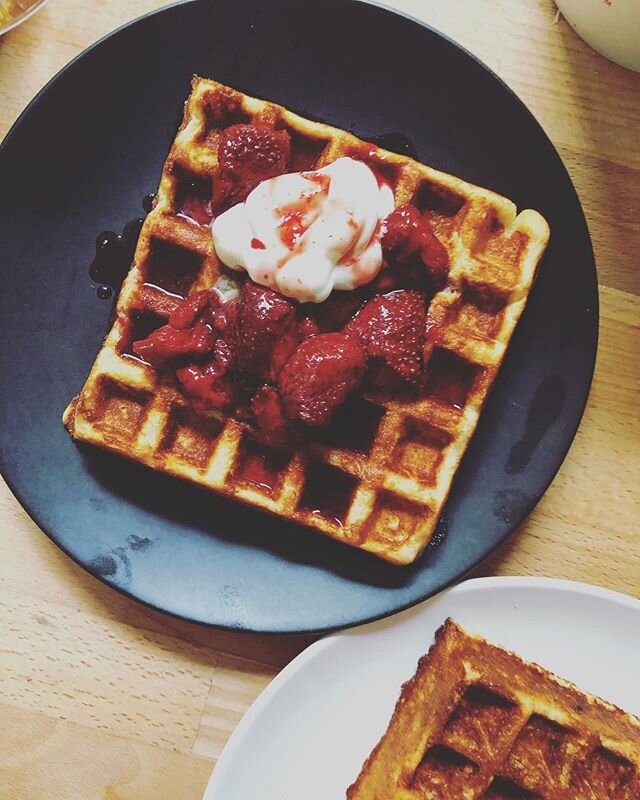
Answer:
131 123 451 447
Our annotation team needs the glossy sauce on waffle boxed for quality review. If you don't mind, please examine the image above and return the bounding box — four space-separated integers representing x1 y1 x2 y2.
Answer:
64 77 550 565
348 619 640 798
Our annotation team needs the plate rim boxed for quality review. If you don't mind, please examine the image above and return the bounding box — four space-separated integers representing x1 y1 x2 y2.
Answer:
0 0 599 634
205 576 640 797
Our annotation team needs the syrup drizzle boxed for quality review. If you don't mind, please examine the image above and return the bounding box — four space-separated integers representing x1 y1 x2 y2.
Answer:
428 514 448 548
90 194 155 299
97 285 113 300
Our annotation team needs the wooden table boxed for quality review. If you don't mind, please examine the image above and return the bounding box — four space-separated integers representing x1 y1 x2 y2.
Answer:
1 1 638 797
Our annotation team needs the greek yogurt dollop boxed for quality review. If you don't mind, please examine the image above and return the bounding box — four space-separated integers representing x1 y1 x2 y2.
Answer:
211 156 394 303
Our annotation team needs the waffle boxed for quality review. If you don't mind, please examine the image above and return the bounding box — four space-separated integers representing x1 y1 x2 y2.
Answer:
63 77 549 565
348 619 640 798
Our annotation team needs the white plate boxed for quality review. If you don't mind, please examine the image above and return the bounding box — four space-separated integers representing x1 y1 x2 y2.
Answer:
204 577 640 799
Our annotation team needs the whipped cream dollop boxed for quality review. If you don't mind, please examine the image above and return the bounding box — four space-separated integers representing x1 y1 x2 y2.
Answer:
211 156 395 303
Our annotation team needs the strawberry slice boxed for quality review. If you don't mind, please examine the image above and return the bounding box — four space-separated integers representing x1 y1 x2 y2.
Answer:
278 333 367 427
346 290 426 390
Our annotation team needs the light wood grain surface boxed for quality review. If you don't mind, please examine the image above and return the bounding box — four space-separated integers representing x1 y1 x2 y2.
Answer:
1 1 638 798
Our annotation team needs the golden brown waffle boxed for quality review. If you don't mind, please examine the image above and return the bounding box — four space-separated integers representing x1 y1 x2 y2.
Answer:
348 619 640 799
63 77 549 565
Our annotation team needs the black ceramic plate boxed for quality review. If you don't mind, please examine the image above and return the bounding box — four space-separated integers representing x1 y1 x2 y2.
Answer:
0 0 597 634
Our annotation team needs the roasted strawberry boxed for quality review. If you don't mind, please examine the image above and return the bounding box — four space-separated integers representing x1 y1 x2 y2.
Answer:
212 124 291 212
382 205 421 255
132 289 227 366
297 312 321 340
176 362 235 410
346 290 426 390
132 318 217 367
278 333 367 426
298 291 366 334
212 336 234 373
169 289 219 329
382 204 449 286
366 259 433 295
233 280 299 382
251 384 300 446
